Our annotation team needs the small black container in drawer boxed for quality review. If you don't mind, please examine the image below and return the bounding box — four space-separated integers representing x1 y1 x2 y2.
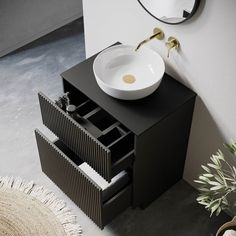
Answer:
38 92 134 182
35 129 132 229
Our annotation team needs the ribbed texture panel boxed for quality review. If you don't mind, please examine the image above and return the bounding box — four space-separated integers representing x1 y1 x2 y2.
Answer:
35 129 104 228
38 92 112 182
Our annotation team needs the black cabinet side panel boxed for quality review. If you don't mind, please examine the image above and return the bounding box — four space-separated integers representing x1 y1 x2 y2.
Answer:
133 98 196 207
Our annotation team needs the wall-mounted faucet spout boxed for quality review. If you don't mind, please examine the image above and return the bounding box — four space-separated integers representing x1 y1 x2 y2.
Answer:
135 27 164 51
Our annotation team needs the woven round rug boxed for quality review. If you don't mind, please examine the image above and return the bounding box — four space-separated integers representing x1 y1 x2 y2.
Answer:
0 176 82 236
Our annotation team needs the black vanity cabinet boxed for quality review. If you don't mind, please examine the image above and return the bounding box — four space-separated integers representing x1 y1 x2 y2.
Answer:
35 46 196 229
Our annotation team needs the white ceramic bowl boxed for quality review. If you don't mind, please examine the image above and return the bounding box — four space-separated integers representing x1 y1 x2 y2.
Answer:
93 44 165 100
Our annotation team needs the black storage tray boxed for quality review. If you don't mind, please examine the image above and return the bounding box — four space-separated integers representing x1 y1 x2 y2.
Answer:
35 129 132 228
38 91 135 182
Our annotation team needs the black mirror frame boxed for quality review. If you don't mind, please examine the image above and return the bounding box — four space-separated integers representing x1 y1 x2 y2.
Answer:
137 0 201 25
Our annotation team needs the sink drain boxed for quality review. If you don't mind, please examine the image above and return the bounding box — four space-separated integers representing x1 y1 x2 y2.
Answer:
122 74 136 84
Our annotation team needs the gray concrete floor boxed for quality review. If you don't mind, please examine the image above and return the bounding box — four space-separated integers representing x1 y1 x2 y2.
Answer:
0 18 230 235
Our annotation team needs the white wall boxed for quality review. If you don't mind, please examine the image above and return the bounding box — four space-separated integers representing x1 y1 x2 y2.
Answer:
83 0 236 187
0 0 83 57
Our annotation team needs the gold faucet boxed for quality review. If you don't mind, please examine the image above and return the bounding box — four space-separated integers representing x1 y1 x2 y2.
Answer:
135 28 164 51
165 37 180 58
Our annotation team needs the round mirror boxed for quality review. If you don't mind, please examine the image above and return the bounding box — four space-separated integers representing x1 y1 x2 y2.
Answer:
137 0 200 24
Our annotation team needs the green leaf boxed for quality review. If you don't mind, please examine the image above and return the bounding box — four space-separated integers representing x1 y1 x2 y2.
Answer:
216 150 225 161
197 195 209 201
207 163 220 170
198 201 209 206
224 177 235 182
210 185 224 191
217 150 225 159
201 165 211 173
217 171 226 181
203 173 214 178
233 166 236 176
224 143 236 155
211 155 221 166
210 201 221 217
207 199 218 208
194 180 205 184
199 176 210 182
208 181 221 186
214 175 224 184
198 187 210 192
216 206 222 216
222 198 229 206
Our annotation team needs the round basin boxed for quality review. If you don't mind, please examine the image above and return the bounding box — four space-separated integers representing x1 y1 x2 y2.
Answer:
93 44 165 100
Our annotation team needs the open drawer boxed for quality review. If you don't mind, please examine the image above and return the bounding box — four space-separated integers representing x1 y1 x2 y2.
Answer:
35 129 132 228
38 91 134 182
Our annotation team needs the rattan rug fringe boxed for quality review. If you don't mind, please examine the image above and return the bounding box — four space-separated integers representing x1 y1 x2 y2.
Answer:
0 176 82 236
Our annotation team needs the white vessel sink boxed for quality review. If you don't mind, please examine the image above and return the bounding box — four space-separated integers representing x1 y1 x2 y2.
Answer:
93 44 165 100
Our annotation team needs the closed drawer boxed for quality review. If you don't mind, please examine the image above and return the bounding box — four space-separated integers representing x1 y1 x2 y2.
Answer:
38 91 134 182
35 129 132 228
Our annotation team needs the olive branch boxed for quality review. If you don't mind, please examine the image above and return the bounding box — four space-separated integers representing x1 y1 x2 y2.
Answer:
194 141 236 217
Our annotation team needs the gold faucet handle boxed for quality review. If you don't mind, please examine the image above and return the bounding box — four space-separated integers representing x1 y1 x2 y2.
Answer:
165 37 180 58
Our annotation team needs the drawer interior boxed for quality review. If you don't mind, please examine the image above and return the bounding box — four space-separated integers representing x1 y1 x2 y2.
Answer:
39 80 135 182
98 126 125 146
76 100 98 117
87 109 117 131
62 81 135 169
54 139 131 203
60 81 133 140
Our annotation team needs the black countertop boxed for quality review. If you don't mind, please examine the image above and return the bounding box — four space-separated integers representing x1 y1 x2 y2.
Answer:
61 45 196 136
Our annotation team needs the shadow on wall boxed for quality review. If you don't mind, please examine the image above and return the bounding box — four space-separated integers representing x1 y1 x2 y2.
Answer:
184 96 226 187
184 96 236 217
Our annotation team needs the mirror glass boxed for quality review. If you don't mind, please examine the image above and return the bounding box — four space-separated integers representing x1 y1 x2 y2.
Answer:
137 0 200 24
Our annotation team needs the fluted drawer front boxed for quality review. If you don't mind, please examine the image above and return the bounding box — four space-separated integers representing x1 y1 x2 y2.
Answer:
35 129 103 227
38 92 112 182
35 129 131 228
